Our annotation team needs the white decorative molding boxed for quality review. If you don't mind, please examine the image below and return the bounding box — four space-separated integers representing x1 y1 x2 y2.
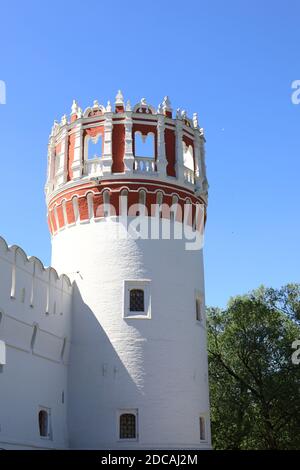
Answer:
133 98 156 115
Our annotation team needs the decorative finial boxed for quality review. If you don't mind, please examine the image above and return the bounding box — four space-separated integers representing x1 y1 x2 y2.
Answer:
115 90 124 105
93 100 99 109
125 100 131 111
140 98 147 106
71 99 78 115
176 108 181 119
106 101 112 112
162 96 172 111
61 114 68 126
157 103 163 114
181 109 187 119
77 107 83 118
193 112 198 128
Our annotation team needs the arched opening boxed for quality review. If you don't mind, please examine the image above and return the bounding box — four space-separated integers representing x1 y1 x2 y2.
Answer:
183 142 195 184
87 134 103 160
119 413 136 439
129 289 144 312
183 142 194 171
134 132 155 158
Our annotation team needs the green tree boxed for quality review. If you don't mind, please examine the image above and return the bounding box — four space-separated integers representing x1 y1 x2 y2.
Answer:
207 284 300 450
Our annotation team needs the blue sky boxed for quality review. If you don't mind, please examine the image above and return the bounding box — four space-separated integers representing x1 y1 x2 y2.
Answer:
0 0 299 307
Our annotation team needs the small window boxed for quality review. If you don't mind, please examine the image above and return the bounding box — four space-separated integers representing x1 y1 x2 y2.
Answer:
195 292 204 323
130 289 144 312
124 280 151 319
200 416 206 441
38 409 50 438
196 298 202 322
119 412 137 440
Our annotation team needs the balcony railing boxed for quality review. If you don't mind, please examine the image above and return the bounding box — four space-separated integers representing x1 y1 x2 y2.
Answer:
184 167 195 184
133 157 156 174
84 158 103 176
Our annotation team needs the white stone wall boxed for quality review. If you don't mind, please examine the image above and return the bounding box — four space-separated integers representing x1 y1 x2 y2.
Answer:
0 237 72 449
52 218 211 449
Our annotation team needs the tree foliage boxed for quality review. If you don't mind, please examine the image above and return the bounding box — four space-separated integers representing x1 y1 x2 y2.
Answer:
207 284 300 449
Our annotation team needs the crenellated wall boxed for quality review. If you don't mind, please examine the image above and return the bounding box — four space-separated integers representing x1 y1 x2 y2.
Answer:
0 236 72 449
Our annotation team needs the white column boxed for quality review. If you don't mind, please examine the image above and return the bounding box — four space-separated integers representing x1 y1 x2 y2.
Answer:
71 122 83 179
199 132 209 196
56 128 68 186
45 136 56 195
175 120 185 183
156 116 167 176
194 133 202 191
124 112 134 173
102 112 113 175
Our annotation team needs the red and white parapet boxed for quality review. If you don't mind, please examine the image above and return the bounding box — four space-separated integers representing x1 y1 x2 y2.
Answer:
45 92 208 235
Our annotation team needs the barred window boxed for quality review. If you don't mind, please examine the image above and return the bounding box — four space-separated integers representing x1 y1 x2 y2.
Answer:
129 289 144 312
120 413 136 439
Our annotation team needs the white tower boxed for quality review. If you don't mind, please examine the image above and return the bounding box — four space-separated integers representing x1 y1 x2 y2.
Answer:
45 93 210 449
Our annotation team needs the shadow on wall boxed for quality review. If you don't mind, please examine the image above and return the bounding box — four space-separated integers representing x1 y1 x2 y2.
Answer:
67 283 141 449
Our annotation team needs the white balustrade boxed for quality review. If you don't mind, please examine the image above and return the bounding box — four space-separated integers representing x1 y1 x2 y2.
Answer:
133 157 156 174
84 158 103 176
184 167 195 184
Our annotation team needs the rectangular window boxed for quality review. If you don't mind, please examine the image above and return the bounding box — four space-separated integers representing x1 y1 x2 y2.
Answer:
130 289 145 312
200 416 206 441
195 291 204 322
38 407 52 439
124 280 151 319
196 298 202 321
118 409 138 441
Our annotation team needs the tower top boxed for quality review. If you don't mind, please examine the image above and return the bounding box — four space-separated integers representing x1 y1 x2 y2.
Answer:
45 92 208 235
